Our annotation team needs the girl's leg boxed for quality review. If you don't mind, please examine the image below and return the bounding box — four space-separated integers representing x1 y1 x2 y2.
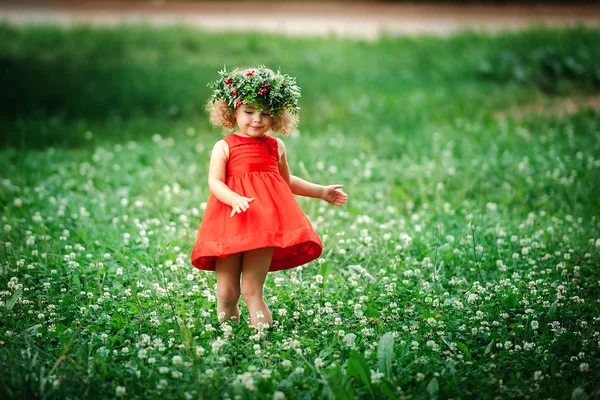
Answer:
215 252 243 323
241 247 274 328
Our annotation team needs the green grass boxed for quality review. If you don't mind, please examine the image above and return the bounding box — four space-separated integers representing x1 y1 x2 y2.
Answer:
0 24 599 399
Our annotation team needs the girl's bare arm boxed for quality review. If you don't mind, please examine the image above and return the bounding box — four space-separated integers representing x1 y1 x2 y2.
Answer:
276 138 348 206
208 140 254 216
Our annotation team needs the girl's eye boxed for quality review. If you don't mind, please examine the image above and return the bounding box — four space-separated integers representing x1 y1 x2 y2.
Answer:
245 111 252 114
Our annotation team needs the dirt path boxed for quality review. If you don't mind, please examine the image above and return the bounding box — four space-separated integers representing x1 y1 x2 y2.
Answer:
1 1 599 40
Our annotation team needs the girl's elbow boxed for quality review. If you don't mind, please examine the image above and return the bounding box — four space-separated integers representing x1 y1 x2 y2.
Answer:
207 178 221 194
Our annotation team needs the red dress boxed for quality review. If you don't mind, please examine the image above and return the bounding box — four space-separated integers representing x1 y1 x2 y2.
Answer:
191 133 322 272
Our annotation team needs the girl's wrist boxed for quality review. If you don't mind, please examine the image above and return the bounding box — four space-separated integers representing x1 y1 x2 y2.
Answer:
318 186 327 200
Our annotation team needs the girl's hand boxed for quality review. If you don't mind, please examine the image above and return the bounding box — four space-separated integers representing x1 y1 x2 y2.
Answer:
321 185 348 206
230 196 255 217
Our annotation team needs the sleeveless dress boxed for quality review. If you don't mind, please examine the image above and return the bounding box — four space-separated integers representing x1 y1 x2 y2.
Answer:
191 133 323 272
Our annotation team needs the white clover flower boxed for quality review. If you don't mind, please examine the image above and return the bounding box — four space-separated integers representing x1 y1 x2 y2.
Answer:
531 320 539 330
138 349 147 360
238 372 255 391
158 366 169 374
426 340 438 350
211 337 225 353
172 355 182 365
115 386 126 397
294 367 305 375
273 391 286 400
281 360 292 368
314 358 324 369
580 363 590 372
261 369 272 379
370 370 384 384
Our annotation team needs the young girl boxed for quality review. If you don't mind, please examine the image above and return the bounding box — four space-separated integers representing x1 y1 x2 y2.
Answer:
191 66 348 329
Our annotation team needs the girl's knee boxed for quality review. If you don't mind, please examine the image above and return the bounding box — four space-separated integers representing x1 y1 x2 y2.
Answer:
217 286 240 305
240 284 262 303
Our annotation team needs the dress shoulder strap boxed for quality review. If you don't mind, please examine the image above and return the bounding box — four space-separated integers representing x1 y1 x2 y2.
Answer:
223 134 238 148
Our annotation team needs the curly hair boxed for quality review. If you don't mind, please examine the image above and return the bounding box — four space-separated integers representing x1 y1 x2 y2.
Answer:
206 66 299 136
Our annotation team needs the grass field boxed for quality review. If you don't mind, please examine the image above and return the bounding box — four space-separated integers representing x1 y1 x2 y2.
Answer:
0 24 599 399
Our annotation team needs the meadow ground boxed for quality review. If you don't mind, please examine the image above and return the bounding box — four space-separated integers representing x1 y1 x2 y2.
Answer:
0 24 599 399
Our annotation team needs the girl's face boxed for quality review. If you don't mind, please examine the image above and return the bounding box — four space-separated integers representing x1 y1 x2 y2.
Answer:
234 104 272 138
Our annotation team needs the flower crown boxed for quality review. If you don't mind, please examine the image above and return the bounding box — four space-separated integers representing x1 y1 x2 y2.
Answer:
208 66 301 117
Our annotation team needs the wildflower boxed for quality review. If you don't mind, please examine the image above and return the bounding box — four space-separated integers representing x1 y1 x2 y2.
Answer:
281 360 292 368
314 358 324 369
211 337 225 352
426 340 439 351
371 370 384 384
138 349 147 360
261 369 272 379
294 367 305 375
115 386 126 397
580 363 590 372
237 372 255 391
172 355 182 365
158 366 169 374
273 391 286 400
531 320 539 330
